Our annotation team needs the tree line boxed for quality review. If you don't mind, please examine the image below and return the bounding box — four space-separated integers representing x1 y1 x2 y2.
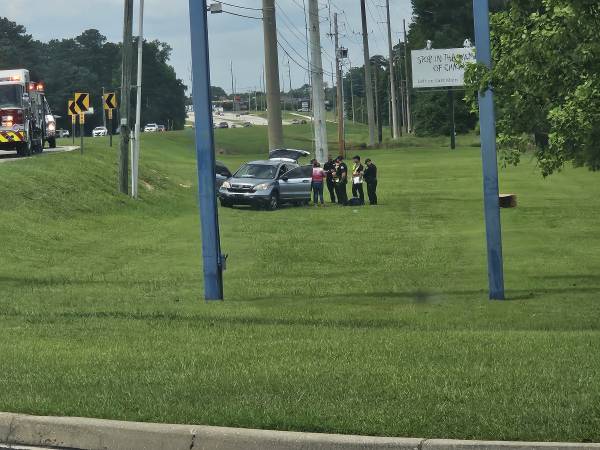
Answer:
0 18 187 132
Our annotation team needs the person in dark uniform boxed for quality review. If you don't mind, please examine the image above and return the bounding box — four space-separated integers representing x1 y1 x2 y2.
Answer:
364 158 378 205
351 155 365 205
323 155 336 203
334 156 348 205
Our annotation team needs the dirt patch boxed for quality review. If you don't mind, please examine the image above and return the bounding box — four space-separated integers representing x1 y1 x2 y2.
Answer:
141 180 155 191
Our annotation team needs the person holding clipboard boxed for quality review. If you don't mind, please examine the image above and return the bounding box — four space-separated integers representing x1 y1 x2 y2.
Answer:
351 155 365 205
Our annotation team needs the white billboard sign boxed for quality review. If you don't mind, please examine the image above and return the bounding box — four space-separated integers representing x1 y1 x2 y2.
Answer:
411 47 476 88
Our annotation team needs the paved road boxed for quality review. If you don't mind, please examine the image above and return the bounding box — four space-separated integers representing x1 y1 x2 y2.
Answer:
0 145 79 163
188 111 295 128
0 446 66 449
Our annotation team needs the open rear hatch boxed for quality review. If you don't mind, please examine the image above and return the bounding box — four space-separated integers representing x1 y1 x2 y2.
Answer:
268 148 310 162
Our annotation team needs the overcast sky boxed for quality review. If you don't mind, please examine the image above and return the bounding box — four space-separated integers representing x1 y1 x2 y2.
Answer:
7 0 412 93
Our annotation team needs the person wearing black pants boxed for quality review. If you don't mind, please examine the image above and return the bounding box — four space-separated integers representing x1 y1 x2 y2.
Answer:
351 155 365 204
364 158 378 205
323 155 336 203
334 156 348 205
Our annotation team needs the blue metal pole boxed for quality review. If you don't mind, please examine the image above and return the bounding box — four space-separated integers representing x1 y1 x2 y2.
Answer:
473 0 505 300
189 0 224 300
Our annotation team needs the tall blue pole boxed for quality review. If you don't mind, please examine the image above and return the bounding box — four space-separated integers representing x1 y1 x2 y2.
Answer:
473 0 505 300
189 0 224 300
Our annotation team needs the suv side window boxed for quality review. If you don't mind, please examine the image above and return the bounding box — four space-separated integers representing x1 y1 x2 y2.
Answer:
277 165 288 178
283 166 309 179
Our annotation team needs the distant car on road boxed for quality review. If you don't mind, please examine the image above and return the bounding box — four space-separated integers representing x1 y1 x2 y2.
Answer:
218 149 311 210
218 122 229 129
291 119 300 125
56 129 70 138
157 125 166 132
144 123 158 132
92 126 108 137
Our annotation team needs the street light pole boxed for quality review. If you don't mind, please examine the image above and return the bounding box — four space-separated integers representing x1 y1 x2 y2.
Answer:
189 0 225 300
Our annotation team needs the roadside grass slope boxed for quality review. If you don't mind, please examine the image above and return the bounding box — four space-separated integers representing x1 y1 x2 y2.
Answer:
0 129 599 442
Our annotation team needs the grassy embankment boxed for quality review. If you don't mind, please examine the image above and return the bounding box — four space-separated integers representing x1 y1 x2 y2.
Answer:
1 124 599 442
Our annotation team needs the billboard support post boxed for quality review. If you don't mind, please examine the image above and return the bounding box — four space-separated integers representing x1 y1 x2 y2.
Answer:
473 0 505 300
189 0 225 300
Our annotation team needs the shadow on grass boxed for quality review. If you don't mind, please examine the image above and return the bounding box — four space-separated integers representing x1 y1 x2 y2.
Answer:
2 284 600 331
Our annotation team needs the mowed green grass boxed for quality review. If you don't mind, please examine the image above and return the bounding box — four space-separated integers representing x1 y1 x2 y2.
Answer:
1 127 599 442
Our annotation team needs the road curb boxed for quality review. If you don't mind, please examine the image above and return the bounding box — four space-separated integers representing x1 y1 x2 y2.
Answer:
422 439 600 450
1 413 599 450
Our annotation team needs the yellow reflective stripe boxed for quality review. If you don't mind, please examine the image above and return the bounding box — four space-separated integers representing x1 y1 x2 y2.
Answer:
0 132 24 142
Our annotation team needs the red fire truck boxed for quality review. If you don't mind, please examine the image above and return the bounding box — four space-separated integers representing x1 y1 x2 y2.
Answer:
0 69 54 156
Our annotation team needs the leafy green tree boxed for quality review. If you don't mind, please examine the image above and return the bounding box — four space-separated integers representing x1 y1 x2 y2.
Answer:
0 19 187 132
465 0 600 175
0 18 42 78
211 86 227 100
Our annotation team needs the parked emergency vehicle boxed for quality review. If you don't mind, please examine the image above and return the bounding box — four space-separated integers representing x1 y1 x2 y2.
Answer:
0 69 54 156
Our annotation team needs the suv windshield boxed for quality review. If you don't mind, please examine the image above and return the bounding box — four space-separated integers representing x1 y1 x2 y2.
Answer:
234 163 277 179
0 85 22 109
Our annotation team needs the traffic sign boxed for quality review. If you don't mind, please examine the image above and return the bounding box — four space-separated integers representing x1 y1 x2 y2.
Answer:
71 114 76 124
79 113 85 124
103 92 117 110
68 100 77 116
74 92 90 113
108 109 113 120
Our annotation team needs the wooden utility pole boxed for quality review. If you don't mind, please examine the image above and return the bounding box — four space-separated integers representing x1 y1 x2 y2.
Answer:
334 13 344 156
308 0 328 163
398 39 407 133
403 19 412 133
262 0 284 150
385 0 399 139
360 0 376 146
119 0 134 195
373 65 382 143
132 0 144 199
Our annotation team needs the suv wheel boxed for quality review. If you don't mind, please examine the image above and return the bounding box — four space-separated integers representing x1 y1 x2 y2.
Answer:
267 193 279 211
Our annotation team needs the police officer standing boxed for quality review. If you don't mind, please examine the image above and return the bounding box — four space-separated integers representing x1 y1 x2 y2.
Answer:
363 158 378 205
334 156 348 205
323 154 336 203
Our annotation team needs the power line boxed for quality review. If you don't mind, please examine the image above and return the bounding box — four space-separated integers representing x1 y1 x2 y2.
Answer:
222 10 263 20
220 1 263 11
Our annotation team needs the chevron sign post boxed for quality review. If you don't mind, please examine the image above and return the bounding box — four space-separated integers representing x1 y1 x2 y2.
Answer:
74 93 89 154
103 92 117 147
68 100 77 145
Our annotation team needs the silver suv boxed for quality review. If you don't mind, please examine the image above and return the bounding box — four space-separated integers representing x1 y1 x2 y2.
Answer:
218 149 311 210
